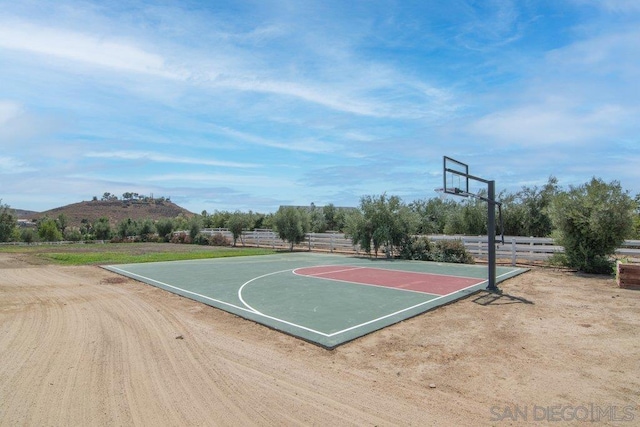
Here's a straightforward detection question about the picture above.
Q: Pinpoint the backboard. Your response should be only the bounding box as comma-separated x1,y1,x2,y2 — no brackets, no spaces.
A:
443,156,469,196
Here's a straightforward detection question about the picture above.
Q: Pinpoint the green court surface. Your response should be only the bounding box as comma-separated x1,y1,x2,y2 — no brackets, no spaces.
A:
104,253,526,348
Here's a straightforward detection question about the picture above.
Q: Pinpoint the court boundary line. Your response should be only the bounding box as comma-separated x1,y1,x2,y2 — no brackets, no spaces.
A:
294,263,493,281
296,265,367,277
106,265,520,341
292,265,463,297
107,266,333,337
327,269,520,337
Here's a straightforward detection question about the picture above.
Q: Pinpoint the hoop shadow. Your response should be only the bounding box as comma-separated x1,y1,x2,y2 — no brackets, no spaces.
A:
472,290,534,306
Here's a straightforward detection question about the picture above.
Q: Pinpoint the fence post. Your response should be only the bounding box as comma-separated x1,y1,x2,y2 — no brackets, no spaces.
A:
530,237,534,256
511,237,516,266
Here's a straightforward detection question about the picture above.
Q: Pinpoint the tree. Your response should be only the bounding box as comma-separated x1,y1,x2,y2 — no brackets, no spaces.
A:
93,217,112,240
139,218,156,241
344,209,372,254
323,204,338,231
461,196,487,235
549,178,634,273
172,214,190,233
38,218,63,241
345,194,418,258
188,216,202,240
226,211,250,246
117,218,139,239
155,218,174,241
517,176,559,237
273,207,309,251
309,203,327,233
409,198,457,234
249,211,266,229
0,201,17,242
208,211,230,228
56,214,68,235
497,191,525,236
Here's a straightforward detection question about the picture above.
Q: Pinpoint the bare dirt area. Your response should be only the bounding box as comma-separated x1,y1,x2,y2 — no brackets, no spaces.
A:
1,251,639,426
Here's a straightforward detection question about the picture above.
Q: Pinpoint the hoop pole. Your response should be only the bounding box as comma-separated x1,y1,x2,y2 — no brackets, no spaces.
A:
487,180,498,292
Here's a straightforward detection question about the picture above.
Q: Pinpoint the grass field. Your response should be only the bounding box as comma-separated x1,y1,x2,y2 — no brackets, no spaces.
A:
0,242,277,265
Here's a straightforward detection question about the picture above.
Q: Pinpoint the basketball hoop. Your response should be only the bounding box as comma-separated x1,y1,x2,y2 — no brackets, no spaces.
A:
442,155,501,292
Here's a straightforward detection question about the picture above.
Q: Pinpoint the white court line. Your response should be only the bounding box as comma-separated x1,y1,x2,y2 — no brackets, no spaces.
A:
237,269,295,315
107,266,333,338
107,266,253,313
295,262,510,282
106,266,517,341
294,266,442,297
292,265,366,277
325,279,487,336
325,270,516,337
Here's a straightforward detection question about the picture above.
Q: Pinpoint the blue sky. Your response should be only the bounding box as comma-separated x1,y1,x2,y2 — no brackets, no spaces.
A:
1,0,639,214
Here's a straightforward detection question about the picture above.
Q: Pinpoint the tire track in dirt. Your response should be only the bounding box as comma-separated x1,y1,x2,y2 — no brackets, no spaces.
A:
0,262,442,425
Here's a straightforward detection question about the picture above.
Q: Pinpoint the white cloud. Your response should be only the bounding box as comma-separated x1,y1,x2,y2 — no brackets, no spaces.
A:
0,19,180,79
0,156,36,173
142,172,295,189
209,125,339,153
0,15,456,120
468,102,630,146
546,29,640,77
84,150,258,169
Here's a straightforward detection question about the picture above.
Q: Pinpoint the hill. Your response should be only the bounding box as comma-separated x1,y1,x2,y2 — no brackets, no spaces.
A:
13,209,39,217
26,199,194,227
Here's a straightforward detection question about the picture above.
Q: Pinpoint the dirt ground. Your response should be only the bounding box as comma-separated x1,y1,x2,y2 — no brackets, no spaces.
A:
1,251,639,426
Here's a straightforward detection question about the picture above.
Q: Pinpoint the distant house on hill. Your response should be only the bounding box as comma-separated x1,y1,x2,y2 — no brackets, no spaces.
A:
17,219,36,228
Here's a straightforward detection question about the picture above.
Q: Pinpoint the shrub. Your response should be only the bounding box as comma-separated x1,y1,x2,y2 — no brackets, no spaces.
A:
549,178,634,274
399,236,433,261
21,228,38,243
209,232,231,246
170,232,192,244
0,202,17,242
192,233,211,245
64,227,83,242
432,239,474,264
399,237,473,264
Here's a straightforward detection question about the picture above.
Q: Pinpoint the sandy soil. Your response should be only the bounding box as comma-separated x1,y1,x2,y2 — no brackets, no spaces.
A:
1,252,639,426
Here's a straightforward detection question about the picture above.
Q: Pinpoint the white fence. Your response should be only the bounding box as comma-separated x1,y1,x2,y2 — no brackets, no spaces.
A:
198,229,640,265
199,228,361,253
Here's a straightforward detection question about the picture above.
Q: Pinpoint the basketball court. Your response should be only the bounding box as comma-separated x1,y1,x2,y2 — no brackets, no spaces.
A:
104,253,526,348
